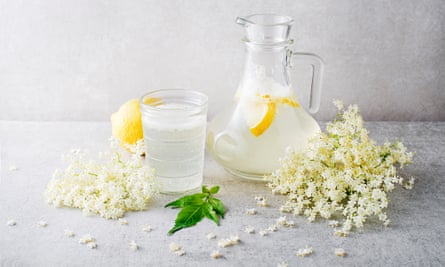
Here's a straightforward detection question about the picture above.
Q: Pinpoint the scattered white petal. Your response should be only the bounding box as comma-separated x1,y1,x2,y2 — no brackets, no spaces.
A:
245,208,257,215
217,235,240,248
335,248,346,257
142,224,152,233
64,229,75,237
230,235,240,243
244,225,255,234
267,224,278,232
255,195,268,207
37,220,48,227
9,165,18,171
175,249,186,256
259,230,268,236
285,220,295,227
7,219,16,226
86,242,97,249
118,218,128,225
275,216,296,228
334,230,349,237
277,261,288,267
329,220,339,228
169,242,182,252
404,177,415,190
79,234,95,244
296,246,313,257
129,240,138,251
276,216,287,225
206,232,216,239
169,243,186,256
210,250,222,259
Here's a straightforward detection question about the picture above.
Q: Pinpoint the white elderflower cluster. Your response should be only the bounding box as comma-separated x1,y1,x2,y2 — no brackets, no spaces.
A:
268,101,414,232
44,139,158,219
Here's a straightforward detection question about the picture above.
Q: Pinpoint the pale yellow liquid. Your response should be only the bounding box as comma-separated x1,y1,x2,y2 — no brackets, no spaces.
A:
207,94,320,179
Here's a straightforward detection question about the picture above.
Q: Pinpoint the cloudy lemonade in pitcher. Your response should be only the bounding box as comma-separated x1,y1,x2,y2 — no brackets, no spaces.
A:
207,81,320,178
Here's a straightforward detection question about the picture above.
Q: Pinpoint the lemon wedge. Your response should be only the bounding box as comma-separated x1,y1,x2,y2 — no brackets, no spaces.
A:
142,97,162,106
245,99,277,137
111,99,144,146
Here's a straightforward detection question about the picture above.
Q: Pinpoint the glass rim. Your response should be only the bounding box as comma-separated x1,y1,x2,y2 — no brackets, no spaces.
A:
140,89,208,112
238,13,294,27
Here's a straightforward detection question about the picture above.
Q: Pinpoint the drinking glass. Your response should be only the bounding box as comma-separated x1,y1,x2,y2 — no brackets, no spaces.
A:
140,89,208,194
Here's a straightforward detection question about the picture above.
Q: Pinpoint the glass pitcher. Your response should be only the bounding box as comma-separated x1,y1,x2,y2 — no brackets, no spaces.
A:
207,14,324,180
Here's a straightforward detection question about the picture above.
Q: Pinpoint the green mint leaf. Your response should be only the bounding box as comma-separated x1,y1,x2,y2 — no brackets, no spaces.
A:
209,197,225,218
167,205,205,235
203,202,219,225
202,185,210,194
209,185,220,194
165,185,226,235
164,193,206,208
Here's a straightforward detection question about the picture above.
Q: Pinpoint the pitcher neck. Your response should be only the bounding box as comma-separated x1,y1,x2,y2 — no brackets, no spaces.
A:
239,44,292,93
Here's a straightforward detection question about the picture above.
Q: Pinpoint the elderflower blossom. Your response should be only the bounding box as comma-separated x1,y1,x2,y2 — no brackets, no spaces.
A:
9,165,18,171
6,219,16,226
255,195,268,207
142,225,153,233
37,220,48,227
296,246,313,257
268,101,414,232
169,242,185,256
44,139,158,219
118,219,128,225
217,235,240,248
335,248,346,257
210,250,222,259
244,225,255,234
245,208,257,215
64,229,75,237
79,234,95,244
206,232,216,239
129,240,138,251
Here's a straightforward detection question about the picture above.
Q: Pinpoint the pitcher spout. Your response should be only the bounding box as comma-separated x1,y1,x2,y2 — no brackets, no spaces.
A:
236,14,294,46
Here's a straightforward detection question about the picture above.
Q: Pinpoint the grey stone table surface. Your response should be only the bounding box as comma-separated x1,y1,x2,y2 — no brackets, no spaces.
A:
0,121,444,267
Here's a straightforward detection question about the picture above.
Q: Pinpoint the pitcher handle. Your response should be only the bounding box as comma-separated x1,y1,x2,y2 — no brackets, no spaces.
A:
287,51,325,114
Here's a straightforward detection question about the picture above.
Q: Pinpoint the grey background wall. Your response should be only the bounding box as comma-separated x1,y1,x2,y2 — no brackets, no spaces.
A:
0,0,443,121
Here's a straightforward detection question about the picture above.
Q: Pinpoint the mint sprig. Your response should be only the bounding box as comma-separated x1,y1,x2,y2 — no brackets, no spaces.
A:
165,185,225,235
